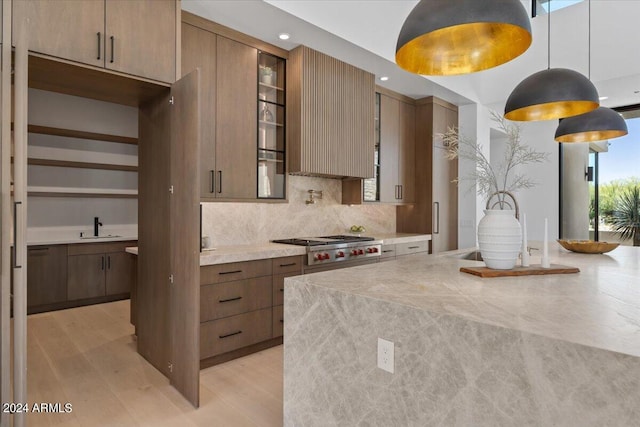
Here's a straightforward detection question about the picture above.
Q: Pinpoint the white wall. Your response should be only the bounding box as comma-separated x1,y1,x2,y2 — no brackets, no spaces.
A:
561,143,590,239
460,102,560,243
27,89,138,235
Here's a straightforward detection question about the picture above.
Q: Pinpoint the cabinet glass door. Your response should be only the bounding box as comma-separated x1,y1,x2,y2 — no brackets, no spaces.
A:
257,52,286,199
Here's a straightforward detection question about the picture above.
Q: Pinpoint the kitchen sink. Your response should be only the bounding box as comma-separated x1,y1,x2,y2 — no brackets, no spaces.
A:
80,234,122,240
452,250,484,261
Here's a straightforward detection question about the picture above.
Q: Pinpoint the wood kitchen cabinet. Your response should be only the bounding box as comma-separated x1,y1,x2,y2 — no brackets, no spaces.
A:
288,45,375,178
27,245,68,308
14,0,177,83
343,89,415,204
181,23,259,200
67,241,136,301
397,96,458,254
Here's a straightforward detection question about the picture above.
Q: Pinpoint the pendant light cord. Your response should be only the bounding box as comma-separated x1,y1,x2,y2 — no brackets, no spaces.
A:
547,0,551,69
588,0,591,79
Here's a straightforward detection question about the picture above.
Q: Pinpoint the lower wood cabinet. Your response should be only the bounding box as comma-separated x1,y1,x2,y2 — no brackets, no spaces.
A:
27,245,68,307
67,242,135,300
199,255,303,363
200,308,272,359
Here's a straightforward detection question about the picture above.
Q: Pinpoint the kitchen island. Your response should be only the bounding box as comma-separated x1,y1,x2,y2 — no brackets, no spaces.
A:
284,243,640,426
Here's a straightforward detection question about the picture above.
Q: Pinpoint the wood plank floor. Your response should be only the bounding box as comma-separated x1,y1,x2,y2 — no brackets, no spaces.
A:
25,300,283,426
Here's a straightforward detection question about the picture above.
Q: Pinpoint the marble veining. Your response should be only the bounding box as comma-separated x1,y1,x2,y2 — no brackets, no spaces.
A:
201,175,397,246
284,244,640,426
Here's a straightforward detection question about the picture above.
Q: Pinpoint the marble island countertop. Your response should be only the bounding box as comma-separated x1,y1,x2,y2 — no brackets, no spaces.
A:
287,241,640,358
125,233,431,265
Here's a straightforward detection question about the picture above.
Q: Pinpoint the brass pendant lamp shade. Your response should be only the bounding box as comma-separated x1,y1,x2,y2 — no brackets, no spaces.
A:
395,0,532,76
504,68,599,121
554,107,628,143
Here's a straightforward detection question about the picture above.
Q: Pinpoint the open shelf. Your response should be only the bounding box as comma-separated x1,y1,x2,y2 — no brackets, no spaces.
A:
259,120,284,127
28,158,138,172
28,186,138,199
258,82,284,91
28,124,138,145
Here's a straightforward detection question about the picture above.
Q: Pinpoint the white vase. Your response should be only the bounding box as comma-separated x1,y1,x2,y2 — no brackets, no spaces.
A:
477,209,522,270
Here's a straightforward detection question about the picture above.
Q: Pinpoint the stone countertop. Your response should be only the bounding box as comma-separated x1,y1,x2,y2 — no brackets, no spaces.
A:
125,233,430,265
30,235,138,246
286,242,640,358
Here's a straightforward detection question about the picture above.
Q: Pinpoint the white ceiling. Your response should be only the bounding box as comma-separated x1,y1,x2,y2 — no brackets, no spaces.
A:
182,0,640,109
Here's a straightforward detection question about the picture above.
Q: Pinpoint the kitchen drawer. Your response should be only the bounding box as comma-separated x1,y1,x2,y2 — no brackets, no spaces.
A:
273,271,302,306
272,255,304,275
380,244,397,259
396,240,429,256
272,305,283,338
201,276,272,322
200,308,272,359
67,241,137,256
200,259,272,285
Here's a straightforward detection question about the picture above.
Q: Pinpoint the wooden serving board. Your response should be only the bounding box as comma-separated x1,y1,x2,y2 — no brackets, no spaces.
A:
460,264,580,278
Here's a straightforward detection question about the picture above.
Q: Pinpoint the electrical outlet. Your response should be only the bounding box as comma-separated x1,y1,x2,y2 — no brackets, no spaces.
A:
377,337,394,373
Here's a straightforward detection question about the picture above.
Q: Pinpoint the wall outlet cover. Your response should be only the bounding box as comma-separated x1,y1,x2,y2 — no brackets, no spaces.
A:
377,337,394,374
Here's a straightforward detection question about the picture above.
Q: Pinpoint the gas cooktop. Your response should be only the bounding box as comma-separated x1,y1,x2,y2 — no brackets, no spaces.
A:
272,235,375,246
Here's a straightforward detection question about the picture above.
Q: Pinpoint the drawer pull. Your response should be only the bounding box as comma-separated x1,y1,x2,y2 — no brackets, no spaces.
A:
279,319,284,323
219,296,242,303
219,330,242,339
279,262,297,267
408,246,420,249
382,250,394,253
219,269,242,275
279,288,284,292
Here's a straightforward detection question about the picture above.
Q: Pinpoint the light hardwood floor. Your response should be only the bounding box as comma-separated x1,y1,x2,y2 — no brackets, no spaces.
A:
26,300,283,426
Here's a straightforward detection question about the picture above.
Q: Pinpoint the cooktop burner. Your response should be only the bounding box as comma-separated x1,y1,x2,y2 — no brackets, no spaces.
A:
272,235,375,246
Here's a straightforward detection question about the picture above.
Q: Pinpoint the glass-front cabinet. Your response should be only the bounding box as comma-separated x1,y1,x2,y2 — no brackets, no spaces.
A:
363,92,381,201
257,52,286,199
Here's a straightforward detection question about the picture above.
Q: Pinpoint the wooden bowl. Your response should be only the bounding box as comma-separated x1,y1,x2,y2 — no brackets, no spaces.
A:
557,239,619,254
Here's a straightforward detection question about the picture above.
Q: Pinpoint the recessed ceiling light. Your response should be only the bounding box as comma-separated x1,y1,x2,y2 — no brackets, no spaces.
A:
278,33,290,40
599,96,609,101
379,76,389,81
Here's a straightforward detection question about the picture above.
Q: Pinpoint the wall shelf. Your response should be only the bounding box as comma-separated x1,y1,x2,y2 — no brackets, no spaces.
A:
28,158,138,172
28,187,138,199
28,124,138,145
259,120,284,127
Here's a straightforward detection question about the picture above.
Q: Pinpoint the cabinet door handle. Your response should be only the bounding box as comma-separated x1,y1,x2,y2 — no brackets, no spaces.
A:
107,255,111,269
279,262,296,267
218,296,242,303
217,171,222,194
209,170,215,193
101,256,105,271
395,185,399,200
110,36,115,63
13,201,22,268
279,319,284,324
399,185,403,200
97,32,101,60
218,269,242,275
433,202,440,234
219,330,242,339
279,288,284,292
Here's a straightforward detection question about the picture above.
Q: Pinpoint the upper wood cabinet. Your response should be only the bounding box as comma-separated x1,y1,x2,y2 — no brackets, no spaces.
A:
182,14,288,201
343,90,415,204
397,96,458,254
288,45,375,178
13,0,177,83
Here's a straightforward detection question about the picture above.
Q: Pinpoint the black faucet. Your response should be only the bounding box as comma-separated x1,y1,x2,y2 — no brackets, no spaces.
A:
94,217,103,237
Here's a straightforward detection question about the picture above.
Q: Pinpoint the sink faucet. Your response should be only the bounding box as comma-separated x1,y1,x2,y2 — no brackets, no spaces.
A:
94,217,103,237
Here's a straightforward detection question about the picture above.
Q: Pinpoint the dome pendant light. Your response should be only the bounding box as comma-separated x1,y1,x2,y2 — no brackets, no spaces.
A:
554,0,628,142
504,0,599,121
395,0,532,76
555,107,628,143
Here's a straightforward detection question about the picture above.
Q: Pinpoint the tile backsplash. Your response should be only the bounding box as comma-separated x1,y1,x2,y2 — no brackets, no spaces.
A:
201,175,396,246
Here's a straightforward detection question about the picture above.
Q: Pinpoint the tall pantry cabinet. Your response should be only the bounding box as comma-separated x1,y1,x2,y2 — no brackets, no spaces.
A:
397,97,458,254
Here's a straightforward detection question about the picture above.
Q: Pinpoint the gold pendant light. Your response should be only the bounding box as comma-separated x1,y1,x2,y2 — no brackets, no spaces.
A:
395,0,532,76
553,0,628,142
504,0,599,121
555,107,628,143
